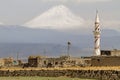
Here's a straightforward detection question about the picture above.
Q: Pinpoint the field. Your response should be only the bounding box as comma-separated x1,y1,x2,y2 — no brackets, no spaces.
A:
0,77,96,80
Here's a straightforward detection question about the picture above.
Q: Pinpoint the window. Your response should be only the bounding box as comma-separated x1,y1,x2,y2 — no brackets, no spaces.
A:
55,62,58,65
97,59,100,62
44,61,46,65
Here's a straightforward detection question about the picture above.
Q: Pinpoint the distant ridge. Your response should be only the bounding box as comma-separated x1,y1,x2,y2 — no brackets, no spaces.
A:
0,25,119,57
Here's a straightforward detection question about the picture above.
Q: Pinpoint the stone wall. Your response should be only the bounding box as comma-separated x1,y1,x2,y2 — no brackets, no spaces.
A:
0,70,120,80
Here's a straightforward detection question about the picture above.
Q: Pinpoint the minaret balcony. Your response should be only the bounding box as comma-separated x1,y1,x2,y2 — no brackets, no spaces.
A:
93,31,100,35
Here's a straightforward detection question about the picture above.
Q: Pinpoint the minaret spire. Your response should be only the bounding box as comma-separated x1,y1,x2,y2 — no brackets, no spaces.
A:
95,10,100,23
93,10,101,56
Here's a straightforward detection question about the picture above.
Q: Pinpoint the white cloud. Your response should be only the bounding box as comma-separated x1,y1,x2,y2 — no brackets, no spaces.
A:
41,0,112,3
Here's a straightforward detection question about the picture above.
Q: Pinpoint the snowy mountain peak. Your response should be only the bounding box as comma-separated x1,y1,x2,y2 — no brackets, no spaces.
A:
24,5,84,30
46,5,71,15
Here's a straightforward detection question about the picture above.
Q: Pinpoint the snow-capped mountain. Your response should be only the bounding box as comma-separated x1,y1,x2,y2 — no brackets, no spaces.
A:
24,5,84,30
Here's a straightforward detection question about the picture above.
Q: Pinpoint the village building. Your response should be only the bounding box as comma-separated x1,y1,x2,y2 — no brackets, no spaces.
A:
91,56,120,66
3,57,14,67
28,56,83,68
101,49,120,56
0,57,22,67
0,58,4,67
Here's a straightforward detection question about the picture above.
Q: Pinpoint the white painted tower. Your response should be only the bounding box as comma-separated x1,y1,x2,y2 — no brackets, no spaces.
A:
93,11,101,56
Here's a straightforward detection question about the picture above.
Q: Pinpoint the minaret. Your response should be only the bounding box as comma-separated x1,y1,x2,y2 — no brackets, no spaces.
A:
93,10,101,56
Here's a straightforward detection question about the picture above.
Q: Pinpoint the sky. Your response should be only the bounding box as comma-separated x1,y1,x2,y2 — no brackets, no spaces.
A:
0,0,119,31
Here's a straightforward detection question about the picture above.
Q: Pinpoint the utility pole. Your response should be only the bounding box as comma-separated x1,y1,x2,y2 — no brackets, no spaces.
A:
67,41,71,57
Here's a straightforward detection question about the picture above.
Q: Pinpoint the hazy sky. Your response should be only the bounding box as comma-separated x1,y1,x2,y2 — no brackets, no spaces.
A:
0,0,119,30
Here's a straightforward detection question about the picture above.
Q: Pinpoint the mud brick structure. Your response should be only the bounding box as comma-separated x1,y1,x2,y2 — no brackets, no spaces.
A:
91,56,120,66
28,56,82,67
101,49,120,56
